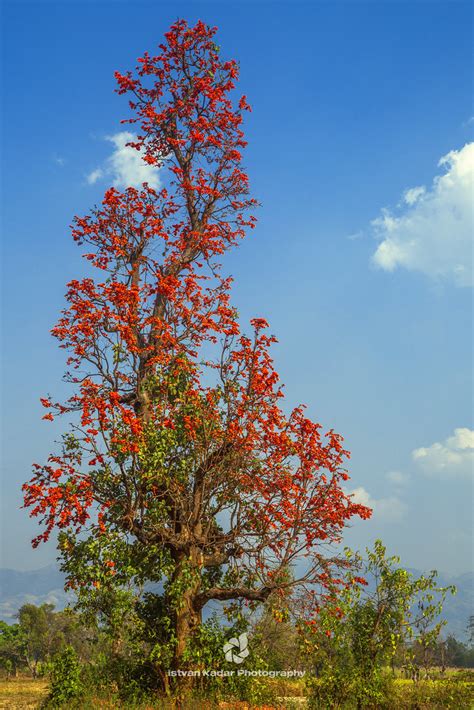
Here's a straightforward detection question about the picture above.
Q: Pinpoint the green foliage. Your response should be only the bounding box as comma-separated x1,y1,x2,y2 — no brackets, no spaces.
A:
248,595,302,673
0,621,24,677
137,592,176,671
18,603,56,677
443,635,474,669
309,669,396,709
3,539,468,708
94,657,159,704
0,604,95,679
177,615,278,706
304,540,456,709
393,678,474,709
44,646,83,707
468,615,474,646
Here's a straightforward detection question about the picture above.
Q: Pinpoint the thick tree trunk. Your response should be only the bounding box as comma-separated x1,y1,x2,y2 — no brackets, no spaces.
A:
169,589,202,703
174,589,202,669
170,548,203,676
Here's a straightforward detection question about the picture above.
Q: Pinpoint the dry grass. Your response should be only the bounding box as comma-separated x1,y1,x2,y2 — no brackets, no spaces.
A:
0,677,49,709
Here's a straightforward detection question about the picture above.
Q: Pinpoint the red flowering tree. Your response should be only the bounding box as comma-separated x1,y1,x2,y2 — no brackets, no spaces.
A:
23,19,370,674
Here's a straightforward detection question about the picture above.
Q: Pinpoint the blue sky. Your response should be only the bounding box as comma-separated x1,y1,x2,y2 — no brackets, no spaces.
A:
2,1,473,575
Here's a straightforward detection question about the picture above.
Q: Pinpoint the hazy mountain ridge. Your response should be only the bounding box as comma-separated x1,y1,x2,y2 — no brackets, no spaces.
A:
0,565,72,623
432,570,473,639
1,566,472,639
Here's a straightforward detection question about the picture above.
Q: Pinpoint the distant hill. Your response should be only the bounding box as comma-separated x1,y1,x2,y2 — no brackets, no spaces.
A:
0,565,72,623
0,565,472,639
434,570,473,640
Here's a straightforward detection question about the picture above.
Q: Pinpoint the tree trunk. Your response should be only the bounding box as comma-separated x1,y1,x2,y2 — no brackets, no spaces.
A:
174,589,202,669
170,549,203,675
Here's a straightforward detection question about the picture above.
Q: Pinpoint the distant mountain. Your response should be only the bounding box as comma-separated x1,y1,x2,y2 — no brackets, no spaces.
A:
0,565,472,639
434,571,474,640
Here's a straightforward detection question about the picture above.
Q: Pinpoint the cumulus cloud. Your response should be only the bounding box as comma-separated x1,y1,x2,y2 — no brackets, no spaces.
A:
346,486,407,522
86,132,161,189
371,142,474,287
412,427,474,478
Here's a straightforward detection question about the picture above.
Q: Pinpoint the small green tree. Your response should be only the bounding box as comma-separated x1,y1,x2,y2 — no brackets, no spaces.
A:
304,540,455,709
436,634,474,669
468,615,474,646
46,646,83,707
18,603,56,677
251,610,301,672
249,572,303,672
0,622,24,678
1,603,99,680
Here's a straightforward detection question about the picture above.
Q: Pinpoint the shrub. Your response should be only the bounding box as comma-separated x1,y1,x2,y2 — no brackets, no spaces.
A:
307,668,397,709
44,646,83,707
393,678,474,709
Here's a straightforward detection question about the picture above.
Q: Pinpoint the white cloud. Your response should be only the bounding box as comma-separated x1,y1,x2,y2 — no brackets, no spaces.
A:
412,427,474,478
86,132,161,190
403,185,425,206
87,167,104,185
385,470,410,487
346,486,407,522
371,142,474,287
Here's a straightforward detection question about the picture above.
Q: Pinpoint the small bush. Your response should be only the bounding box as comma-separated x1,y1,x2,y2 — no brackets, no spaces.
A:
80,655,158,704
44,646,83,707
307,669,397,709
452,668,474,683
393,678,474,709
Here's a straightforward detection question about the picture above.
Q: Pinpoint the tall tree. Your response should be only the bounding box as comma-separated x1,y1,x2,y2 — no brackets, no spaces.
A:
23,19,370,675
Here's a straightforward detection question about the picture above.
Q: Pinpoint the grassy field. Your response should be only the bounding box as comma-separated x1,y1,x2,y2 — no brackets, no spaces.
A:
0,675,473,709
0,678,49,710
